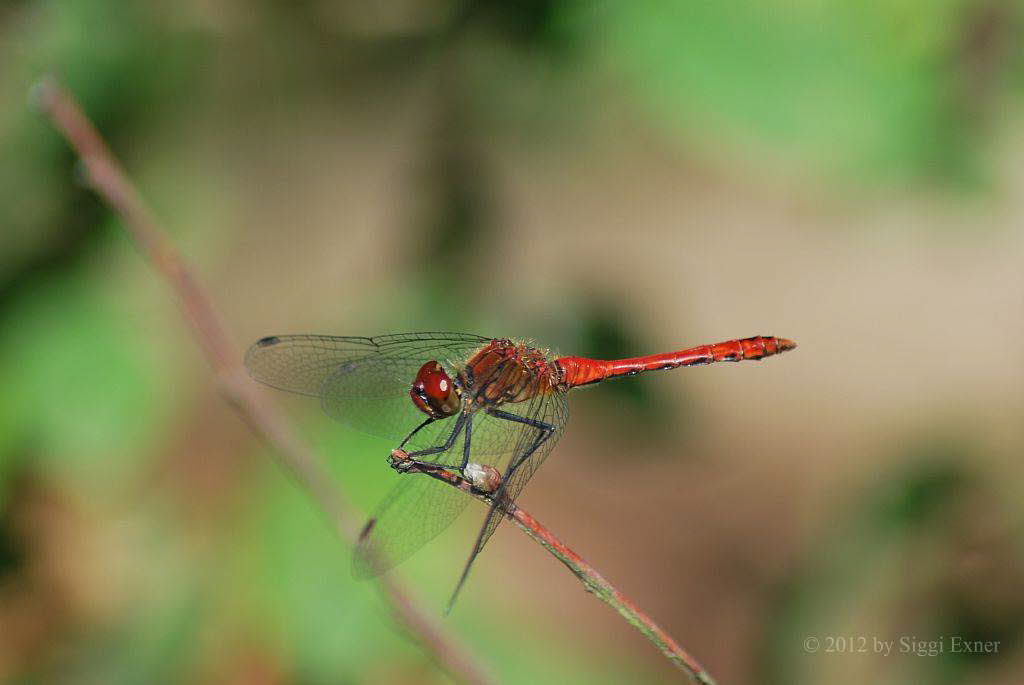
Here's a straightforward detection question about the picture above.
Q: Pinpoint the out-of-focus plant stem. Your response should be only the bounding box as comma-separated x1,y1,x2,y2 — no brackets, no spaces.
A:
32,77,493,685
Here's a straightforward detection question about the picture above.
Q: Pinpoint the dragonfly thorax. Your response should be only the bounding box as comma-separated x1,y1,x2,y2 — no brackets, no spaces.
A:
410,360,461,419
458,339,564,408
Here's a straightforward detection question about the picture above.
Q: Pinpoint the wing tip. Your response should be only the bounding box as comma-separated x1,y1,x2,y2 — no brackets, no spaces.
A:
358,517,377,542
255,335,282,348
351,521,382,581
245,336,284,380
350,555,377,581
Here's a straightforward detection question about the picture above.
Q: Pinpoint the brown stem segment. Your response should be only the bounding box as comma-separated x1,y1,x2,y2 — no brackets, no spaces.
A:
558,335,796,387
33,77,492,685
390,450,719,685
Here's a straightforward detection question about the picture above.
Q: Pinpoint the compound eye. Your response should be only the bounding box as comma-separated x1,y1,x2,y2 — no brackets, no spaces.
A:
410,361,459,418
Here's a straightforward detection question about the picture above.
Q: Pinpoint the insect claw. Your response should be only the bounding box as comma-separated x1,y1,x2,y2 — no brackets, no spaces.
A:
389,449,414,472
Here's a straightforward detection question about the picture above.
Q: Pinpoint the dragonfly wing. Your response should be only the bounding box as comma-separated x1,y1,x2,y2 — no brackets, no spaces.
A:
352,472,472,579
245,333,489,441
446,390,569,610
319,356,450,446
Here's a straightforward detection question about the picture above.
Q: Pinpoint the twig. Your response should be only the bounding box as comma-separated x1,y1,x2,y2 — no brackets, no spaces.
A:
32,77,492,685
390,451,718,685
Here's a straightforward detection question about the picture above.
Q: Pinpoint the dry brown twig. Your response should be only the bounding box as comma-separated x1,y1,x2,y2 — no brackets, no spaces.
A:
33,78,717,685
389,451,716,684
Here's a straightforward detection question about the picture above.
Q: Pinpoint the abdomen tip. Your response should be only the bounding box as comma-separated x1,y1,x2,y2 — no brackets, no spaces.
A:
776,337,797,352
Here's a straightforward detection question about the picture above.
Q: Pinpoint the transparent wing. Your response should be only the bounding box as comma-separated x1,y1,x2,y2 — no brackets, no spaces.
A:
245,332,489,441
483,389,569,542
352,390,569,585
351,409,493,578
352,472,472,579
446,389,569,609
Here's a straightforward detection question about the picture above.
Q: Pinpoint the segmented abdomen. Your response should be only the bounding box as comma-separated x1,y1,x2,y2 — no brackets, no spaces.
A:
556,335,796,387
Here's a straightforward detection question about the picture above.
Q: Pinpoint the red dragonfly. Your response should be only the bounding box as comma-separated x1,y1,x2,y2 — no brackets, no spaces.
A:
245,332,796,609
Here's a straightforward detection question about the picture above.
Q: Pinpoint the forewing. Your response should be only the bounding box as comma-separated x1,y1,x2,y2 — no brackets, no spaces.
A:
245,333,489,440
352,472,471,579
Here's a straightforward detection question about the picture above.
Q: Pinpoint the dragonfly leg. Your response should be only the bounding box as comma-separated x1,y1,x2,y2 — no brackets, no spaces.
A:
443,408,556,613
485,408,556,483
460,415,473,472
398,417,434,449
402,413,467,470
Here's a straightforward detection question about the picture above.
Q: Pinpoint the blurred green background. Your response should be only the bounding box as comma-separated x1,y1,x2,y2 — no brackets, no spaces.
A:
2,1,1024,683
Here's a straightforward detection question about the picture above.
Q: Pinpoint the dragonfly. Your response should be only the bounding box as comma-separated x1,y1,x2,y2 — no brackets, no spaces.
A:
245,332,796,609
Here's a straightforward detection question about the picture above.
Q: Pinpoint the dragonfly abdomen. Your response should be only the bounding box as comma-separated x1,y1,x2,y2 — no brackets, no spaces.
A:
556,335,796,388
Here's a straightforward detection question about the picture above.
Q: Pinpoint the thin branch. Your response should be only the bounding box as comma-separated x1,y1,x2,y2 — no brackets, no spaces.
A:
390,451,718,685
32,77,492,685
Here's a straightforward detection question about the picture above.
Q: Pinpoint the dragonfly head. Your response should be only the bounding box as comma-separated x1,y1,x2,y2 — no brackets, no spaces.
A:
410,361,461,419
